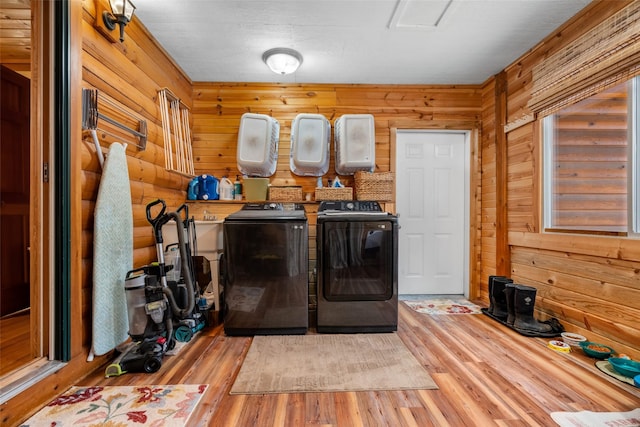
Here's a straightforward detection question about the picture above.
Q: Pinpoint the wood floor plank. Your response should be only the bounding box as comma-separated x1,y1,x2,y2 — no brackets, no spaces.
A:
61,302,640,427
0,312,32,376
334,392,364,427
416,389,456,426
283,393,305,426
305,392,337,425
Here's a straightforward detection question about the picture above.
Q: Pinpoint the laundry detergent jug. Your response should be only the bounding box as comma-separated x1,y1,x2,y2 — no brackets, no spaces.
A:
187,177,199,200
197,174,219,200
219,177,234,200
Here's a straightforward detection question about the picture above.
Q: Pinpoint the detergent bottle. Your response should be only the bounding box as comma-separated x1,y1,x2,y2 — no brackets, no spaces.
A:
197,174,219,200
219,177,234,200
234,175,243,200
187,177,199,200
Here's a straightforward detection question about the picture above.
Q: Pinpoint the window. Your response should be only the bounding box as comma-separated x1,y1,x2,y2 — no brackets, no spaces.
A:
542,77,639,236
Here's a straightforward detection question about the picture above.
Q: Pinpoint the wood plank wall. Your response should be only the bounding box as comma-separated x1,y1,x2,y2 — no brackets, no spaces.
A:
4,0,640,424
480,79,497,303
0,0,31,76
80,0,194,351
481,0,640,359
190,83,482,189
189,83,483,304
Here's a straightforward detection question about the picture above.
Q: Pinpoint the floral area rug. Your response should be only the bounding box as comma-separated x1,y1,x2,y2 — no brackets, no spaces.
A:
402,297,483,315
20,384,207,426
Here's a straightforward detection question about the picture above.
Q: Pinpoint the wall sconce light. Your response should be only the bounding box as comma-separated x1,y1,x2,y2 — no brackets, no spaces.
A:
262,48,303,75
102,0,136,43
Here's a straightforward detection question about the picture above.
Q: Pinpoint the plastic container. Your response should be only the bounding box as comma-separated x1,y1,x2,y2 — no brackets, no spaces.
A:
124,269,149,338
197,174,219,200
164,244,181,282
547,340,571,353
234,176,242,200
237,113,279,177
243,177,269,201
608,357,640,378
579,341,615,359
334,114,375,175
187,177,199,200
219,177,234,200
290,113,330,176
561,332,587,347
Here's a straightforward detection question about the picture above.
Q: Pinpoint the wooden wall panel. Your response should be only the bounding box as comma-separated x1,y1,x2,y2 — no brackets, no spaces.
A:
192,83,482,202
6,0,640,423
78,0,193,383
509,233,640,358
495,0,640,359
191,83,482,305
480,78,497,301
506,123,536,233
0,0,31,75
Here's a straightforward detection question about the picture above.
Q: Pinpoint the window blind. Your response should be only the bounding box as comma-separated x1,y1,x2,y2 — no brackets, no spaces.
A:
528,2,640,117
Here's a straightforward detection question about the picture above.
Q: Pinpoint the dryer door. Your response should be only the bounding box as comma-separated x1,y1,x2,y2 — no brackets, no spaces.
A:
321,221,395,301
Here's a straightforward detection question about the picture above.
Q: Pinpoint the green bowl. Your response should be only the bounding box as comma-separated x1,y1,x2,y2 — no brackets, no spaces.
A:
579,341,615,359
608,357,640,378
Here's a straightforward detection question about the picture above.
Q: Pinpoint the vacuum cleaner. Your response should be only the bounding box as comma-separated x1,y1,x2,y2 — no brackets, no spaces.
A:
149,201,208,341
105,265,172,377
105,200,207,377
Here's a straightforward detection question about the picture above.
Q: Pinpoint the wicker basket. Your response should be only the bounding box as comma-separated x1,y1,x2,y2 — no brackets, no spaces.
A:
354,171,394,201
269,186,303,201
314,187,353,201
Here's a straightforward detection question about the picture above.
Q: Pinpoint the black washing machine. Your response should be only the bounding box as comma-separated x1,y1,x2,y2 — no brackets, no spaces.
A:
222,202,308,335
316,200,399,333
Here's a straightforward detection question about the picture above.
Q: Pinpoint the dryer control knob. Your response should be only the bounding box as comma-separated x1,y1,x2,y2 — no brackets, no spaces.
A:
346,202,354,210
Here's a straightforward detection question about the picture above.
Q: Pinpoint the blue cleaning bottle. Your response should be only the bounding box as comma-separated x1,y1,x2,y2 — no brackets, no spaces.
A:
197,174,219,200
187,177,199,200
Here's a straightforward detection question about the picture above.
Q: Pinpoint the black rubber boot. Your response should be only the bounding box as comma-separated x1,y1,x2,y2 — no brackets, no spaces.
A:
490,277,512,320
504,283,516,326
513,285,553,334
487,276,510,314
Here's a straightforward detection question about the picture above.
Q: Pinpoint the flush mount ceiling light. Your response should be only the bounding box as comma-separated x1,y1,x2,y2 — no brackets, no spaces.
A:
262,48,303,75
103,0,137,43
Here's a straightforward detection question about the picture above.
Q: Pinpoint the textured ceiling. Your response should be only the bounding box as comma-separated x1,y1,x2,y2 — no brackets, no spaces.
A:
133,0,591,85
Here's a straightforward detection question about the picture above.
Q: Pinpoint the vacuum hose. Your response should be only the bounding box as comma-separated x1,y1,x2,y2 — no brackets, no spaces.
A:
162,211,196,319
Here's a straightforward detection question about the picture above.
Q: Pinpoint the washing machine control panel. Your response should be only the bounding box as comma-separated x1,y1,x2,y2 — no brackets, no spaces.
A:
318,200,382,212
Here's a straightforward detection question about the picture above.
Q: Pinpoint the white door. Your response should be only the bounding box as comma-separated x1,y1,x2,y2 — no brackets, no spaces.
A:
396,130,468,295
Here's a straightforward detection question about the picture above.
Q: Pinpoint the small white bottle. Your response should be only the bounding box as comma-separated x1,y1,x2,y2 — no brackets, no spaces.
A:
219,177,234,200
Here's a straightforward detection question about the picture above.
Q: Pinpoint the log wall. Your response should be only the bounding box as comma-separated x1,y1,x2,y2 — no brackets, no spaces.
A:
480,0,640,359
0,0,31,75
80,0,194,347
2,1,194,424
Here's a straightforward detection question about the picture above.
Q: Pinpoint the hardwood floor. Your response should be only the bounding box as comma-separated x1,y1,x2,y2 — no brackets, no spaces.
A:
0,311,31,377
74,302,640,426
